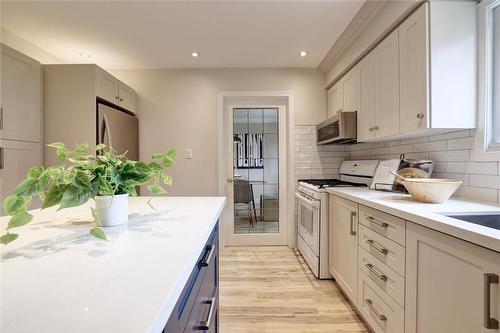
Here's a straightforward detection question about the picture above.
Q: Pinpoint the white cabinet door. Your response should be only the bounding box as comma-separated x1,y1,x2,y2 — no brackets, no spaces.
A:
327,82,342,119
341,67,358,112
374,29,400,138
95,67,119,104
1,45,41,142
406,222,500,333
118,81,136,113
357,53,375,141
399,3,429,133
329,195,359,305
0,140,42,215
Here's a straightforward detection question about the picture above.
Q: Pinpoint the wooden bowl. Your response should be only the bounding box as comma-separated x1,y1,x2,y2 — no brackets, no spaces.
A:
399,178,463,203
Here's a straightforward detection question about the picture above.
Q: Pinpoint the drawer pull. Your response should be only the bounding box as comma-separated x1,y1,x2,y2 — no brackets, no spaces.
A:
366,216,389,228
350,211,357,236
365,239,388,255
484,273,499,329
194,297,216,330
200,244,215,267
365,263,388,282
364,298,387,321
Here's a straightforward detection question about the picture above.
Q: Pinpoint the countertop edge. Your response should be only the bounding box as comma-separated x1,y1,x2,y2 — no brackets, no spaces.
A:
148,197,226,333
326,188,500,254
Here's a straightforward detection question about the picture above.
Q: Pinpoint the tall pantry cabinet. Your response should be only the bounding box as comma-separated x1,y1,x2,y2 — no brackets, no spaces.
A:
0,44,43,214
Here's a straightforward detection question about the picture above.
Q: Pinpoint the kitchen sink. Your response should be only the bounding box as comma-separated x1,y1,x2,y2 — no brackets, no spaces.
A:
443,212,500,231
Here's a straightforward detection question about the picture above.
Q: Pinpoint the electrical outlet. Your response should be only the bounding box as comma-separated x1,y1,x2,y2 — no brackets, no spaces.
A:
185,149,193,159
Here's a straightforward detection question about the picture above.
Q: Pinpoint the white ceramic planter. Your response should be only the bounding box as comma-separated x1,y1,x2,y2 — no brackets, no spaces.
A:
94,194,129,227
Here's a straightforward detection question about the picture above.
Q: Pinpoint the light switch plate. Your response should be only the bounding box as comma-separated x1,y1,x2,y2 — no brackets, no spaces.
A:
185,149,193,159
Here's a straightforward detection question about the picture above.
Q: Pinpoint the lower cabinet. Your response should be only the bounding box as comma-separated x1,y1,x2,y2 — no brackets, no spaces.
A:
0,139,42,215
329,195,359,305
406,222,500,333
164,223,219,333
328,194,500,333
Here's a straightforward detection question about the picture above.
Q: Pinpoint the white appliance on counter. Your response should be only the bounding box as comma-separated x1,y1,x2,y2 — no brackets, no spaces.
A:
295,160,379,279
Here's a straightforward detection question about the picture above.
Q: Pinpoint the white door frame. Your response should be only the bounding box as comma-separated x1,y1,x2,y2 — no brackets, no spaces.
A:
217,91,295,248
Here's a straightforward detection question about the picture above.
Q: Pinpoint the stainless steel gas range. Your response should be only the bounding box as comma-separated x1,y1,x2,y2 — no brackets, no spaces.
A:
295,160,379,279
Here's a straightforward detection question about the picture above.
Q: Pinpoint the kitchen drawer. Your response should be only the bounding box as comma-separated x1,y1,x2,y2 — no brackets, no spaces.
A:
358,269,405,333
164,224,219,333
359,206,406,246
358,247,405,307
184,227,219,333
359,225,405,277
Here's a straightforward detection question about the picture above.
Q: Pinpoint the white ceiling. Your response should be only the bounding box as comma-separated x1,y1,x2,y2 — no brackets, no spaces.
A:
1,1,364,70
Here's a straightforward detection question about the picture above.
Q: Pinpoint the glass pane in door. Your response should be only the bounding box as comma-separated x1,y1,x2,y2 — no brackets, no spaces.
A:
233,107,279,234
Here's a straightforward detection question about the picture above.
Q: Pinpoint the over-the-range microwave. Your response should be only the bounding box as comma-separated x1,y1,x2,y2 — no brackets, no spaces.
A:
317,111,357,144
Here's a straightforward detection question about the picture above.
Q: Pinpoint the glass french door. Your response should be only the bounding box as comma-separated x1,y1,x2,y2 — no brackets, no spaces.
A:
224,105,287,246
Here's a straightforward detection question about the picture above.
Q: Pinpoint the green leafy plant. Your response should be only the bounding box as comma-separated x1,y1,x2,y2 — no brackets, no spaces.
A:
1,142,176,245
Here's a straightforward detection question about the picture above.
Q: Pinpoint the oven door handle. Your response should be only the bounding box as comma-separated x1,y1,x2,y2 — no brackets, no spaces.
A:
295,193,320,209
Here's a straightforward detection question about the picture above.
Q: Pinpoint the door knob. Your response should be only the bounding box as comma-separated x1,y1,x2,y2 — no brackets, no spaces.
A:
416,113,425,119
227,177,235,183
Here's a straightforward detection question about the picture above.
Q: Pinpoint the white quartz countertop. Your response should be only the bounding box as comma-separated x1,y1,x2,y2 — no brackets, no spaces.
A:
0,196,226,333
325,187,500,253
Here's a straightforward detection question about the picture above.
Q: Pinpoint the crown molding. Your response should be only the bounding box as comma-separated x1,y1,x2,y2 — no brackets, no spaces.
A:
318,0,387,72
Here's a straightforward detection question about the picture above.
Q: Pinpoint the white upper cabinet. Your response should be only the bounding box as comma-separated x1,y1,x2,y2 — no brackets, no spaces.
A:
118,81,136,113
340,67,358,112
327,81,342,118
374,29,399,138
399,2,476,134
406,222,500,333
95,67,136,113
95,67,119,104
327,2,476,142
399,4,428,133
357,53,375,141
1,44,41,142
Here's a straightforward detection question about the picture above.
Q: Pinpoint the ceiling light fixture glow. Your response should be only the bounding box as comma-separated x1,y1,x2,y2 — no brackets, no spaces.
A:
79,52,91,59
299,50,307,57
191,51,199,58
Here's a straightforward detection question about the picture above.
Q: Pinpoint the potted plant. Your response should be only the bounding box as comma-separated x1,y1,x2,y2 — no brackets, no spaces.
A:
1,142,176,244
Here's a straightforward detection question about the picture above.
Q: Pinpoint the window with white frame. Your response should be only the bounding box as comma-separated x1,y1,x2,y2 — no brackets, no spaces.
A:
481,0,500,151
493,4,500,146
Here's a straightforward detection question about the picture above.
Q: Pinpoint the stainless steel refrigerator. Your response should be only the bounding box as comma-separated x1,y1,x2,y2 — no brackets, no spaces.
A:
97,102,139,160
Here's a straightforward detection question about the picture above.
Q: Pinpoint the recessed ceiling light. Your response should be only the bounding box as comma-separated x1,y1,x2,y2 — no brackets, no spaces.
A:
299,50,307,57
79,52,91,59
191,51,199,58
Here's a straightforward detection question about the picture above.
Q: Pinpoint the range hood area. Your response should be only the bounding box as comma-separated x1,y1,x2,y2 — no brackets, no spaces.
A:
316,111,357,145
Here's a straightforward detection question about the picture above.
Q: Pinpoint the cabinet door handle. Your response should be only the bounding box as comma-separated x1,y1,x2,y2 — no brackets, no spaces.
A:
364,298,387,321
0,106,3,130
373,126,379,130
0,148,3,170
200,244,215,267
119,98,124,102
365,263,388,282
368,127,373,132
416,112,425,119
365,239,388,255
193,297,216,330
366,216,389,228
484,273,499,329
350,211,357,236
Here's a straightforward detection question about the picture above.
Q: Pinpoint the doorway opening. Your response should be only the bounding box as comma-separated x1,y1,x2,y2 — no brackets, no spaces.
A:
218,92,294,248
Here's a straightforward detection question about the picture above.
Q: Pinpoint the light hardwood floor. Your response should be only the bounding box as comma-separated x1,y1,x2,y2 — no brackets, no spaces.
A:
219,246,369,333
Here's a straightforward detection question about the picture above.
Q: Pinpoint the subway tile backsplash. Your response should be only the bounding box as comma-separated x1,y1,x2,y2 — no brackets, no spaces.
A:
294,126,348,181
294,127,500,203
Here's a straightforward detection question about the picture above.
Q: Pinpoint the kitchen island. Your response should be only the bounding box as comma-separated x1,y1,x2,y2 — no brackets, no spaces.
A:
0,196,225,333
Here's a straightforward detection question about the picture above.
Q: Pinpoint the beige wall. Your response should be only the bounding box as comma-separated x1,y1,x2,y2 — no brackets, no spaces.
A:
1,28,64,64
111,68,326,196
